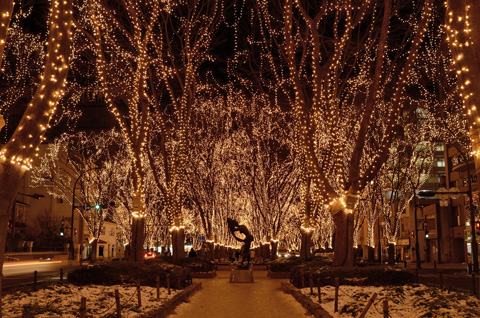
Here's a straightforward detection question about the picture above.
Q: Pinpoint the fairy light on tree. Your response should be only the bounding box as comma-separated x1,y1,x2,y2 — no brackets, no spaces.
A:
81,0,222,262
31,130,132,260
0,0,73,293
445,0,480,273
249,0,434,265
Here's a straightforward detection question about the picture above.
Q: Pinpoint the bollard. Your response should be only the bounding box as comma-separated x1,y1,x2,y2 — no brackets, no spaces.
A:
33,271,38,290
309,272,314,295
439,270,444,290
60,268,64,282
334,278,339,313
136,280,142,307
383,299,389,318
300,270,305,288
115,289,121,318
0,273,3,318
434,260,437,270
359,293,377,318
177,275,182,290
415,268,419,283
167,274,171,295
477,276,480,299
79,297,86,318
156,276,160,300
317,278,321,303
472,272,476,296
404,260,407,268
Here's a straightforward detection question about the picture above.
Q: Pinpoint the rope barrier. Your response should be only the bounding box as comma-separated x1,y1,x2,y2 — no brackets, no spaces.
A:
95,286,138,317
336,285,393,318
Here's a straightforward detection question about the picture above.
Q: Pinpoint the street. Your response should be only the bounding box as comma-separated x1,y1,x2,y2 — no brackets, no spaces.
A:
2,260,78,289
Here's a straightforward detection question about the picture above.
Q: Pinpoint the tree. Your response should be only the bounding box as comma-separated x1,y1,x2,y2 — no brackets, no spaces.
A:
373,125,435,265
83,0,222,262
32,130,132,260
242,91,301,259
250,0,434,265
0,0,73,288
445,0,480,273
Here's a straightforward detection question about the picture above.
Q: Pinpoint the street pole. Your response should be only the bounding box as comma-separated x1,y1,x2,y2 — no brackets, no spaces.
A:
377,218,382,264
69,167,100,260
414,196,421,269
467,174,479,273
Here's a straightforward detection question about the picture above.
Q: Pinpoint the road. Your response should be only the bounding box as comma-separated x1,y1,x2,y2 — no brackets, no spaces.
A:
415,268,476,293
2,260,78,289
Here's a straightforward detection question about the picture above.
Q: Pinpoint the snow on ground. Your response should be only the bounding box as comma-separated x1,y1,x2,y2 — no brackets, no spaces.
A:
3,283,180,318
300,284,480,317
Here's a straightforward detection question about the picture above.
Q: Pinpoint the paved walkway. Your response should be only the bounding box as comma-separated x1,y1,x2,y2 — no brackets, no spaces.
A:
168,270,313,318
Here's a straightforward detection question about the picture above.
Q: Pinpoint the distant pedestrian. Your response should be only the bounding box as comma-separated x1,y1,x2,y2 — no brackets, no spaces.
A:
189,248,197,258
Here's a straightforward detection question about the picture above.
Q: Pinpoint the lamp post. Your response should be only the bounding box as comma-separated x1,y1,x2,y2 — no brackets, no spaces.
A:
17,192,45,200
69,166,100,260
414,196,422,269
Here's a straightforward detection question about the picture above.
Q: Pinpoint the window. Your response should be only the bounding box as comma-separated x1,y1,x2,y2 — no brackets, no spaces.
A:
451,206,460,226
426,218,436,230
436,143,444,152
101,226,106,235
109,228,115,236
436,158,445,167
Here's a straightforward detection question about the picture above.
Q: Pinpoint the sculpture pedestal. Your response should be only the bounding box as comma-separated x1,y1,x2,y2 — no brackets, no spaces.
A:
230,269,254,283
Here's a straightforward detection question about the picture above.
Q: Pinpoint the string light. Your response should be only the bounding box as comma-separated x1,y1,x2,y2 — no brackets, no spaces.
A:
0,0,73,170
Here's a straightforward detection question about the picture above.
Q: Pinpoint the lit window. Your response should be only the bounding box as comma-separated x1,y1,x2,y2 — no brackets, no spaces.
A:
436,143,444,152
436,158,445,167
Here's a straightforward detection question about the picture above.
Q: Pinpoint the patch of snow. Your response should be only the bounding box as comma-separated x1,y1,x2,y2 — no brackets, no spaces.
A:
3,284,180,318
300,284,480,317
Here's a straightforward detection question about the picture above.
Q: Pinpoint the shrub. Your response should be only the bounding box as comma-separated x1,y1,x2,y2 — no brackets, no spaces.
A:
67,261,188,288
267,257,303,272
268,254,332,272
176,258,215,272
290,265,414,288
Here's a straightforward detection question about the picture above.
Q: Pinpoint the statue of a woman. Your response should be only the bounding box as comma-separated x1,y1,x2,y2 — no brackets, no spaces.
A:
227,218,254,266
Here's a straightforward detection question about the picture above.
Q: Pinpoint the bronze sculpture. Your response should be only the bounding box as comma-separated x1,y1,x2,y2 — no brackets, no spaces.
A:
227,218,254,267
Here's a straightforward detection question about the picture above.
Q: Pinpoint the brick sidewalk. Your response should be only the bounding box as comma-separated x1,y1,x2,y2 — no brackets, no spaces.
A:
168,270,314,318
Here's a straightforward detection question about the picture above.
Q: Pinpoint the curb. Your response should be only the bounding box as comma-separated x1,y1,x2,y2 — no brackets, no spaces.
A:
281,282,332,318
143,282,202,318
267,270,291,279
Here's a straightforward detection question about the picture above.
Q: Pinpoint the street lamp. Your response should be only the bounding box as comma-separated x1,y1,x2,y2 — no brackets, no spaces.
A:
413,195,424,269
69,166,101,260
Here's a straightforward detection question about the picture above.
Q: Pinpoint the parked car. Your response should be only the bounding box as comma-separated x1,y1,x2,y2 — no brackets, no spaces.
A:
144,251,157,259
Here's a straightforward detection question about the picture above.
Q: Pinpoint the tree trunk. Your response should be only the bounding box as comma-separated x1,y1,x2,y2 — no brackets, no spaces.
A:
0,0,73,278
0,164,23,271
89,239,98,262
270,241,278,261
300,228,313,260
388,243,395,265
130,216,145,263
171,227,185,263
368,246,375,262
446,0,480,273
332,210,354,267
207,241,214,260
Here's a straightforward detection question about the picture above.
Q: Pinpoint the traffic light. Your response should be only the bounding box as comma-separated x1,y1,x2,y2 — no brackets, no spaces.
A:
425,230,429,238
94,204,101,210
475,222,480,235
